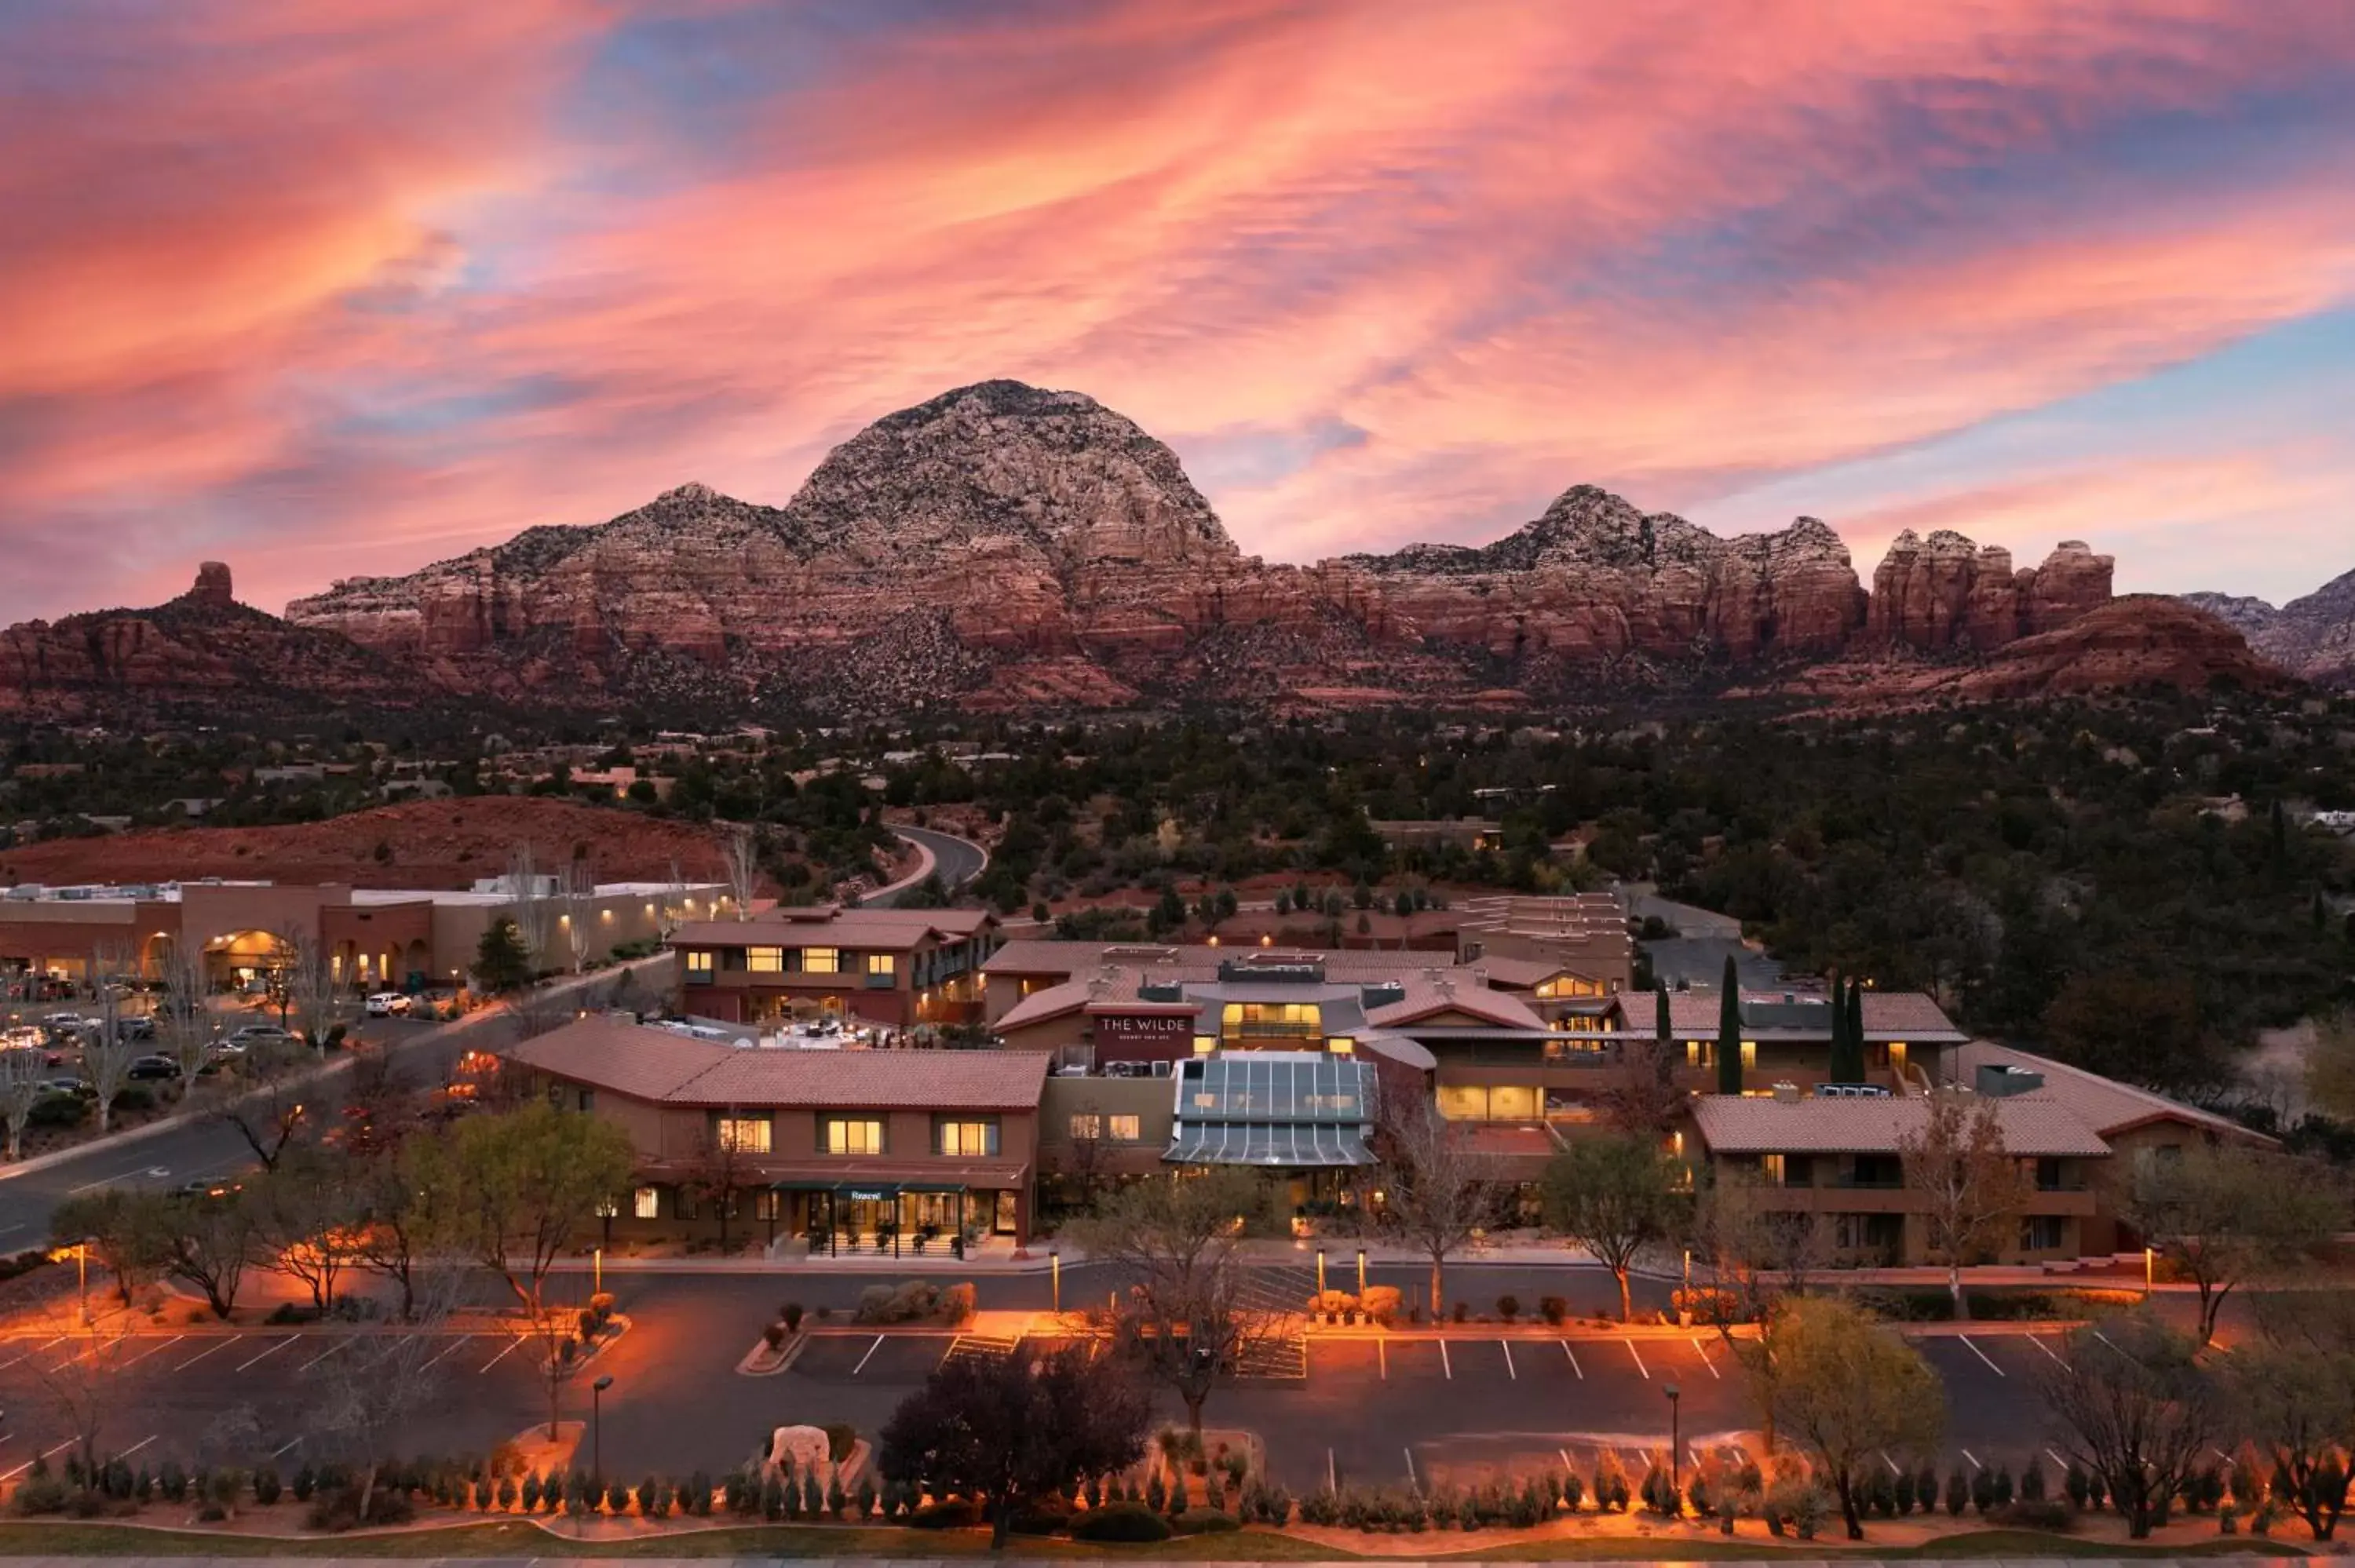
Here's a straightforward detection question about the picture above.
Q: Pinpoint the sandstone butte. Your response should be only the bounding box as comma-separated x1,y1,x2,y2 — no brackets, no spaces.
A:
0,380,2287,720
272,381,2139,708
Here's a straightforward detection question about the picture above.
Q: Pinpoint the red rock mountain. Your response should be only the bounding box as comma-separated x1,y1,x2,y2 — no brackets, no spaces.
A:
2183,567,2355,690
278,380,2146,712
0,563,436,724
0,381,2260,722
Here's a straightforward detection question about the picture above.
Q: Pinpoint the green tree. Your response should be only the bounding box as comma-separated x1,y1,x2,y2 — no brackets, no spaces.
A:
473,917,534,994
1539,1135,1684,1321
1754,1295,1944,1539
425,1103,634,1434
1715,955,1743,1095
2118,1144,2343,1344
2226,1340,2355,1539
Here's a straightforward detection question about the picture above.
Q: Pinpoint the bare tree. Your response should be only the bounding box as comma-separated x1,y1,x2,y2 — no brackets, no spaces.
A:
1074,1167,1289,1435
2036,1311,2224,1538
274,924,340,1056
204,1034,312,1172
0,1045,47,1161
154,935,215,1098
655,857,692,940
1688,1166,1833,1330
685,1114,756,1251
1898,1088,2031,1320
33,1326,133,1480
2116,1143,2344,1344
307,1267,468,1522
1373,1101,1494,1317
82,943,139,1134
1601,1030,1686,1138
559,856,597,974
721,826,758,920
161,1193,257,1319
506,844,556,973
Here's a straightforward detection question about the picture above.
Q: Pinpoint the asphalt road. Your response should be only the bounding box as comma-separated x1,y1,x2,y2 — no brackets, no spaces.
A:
879,826,988,906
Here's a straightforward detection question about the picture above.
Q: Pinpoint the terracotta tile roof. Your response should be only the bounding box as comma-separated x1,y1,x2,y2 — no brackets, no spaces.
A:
1949,1040,2270,1145
502,1017,1049,1110
1654,988,1965,1041
671,907,993,950
1365,979,1547,1031
1691,1092,2111,1158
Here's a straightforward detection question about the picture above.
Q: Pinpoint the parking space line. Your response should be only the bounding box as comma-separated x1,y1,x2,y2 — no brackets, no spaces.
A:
235,1336,297,1372
1377,1340,1387,1380
121,1335,186,1368
2054,1447,2074,1468
1438,1339,1451,1380
1623,1338,1648,1379
1403,1448,1417,1485
420,1334,475,1371
1958,1335,2005,1377
2026,1335,2065,1366
271,1436,304,1459
1880,1449,1902,1475
1689,1336,1719,1379
1499,1340,1516,1380
173,1336,240,1371
0,1335,67,1370
297,1339,352,1372
1560,1340,1582,1379
853,1335,885,1376
119,1435,158,1458
1962,1448,1981,1470
940,1336,962,1366
479,1335,529,1373
1,1440,75,1482
1559,1446,1575,1475
1327,1449,1336,1493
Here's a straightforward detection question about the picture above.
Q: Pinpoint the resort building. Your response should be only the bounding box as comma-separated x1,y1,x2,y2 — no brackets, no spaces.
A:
0,877,724,994
499,1015,1046,1251
1600,986,1974,1096
671,904,999,1030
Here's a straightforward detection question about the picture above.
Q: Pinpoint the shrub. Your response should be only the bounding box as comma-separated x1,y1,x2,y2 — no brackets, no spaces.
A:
521,1473,542,1512
162,1460,190,1502
1495,1293,1521,1322
688,1471,713,1515
823,1422,857,1462
590,1290,616,1319
1993,1464,2015,1508
908,1499,980,1529
1075,1501,1174,1541
1452,1301,1470,1323
1174,1505,1240,1533
1972,1465,1997,1514
12,1475,68,1515
780,1302,804,1333
1361,1284,1402,1324
636,1475,659,1516
305,1487,415,1531
1915,1463,1940,1514
497,1476,517,1511
2021,1456,2047,1502
1560,1468,1583,1511
2002,1498,2073,1531
941,1282,977,1323
801,1471,823,1517
1146,1471,1167,1512
1945,1468,1969,1515
1538,1295,1568,1326
854,1475,878,1519
758,1476,784,1520
763,1322,787,1349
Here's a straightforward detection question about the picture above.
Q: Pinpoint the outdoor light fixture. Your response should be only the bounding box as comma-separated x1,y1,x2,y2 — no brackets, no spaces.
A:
1665,1383,1682,1507
1050,1246,1061,1314
592,1375,615,1480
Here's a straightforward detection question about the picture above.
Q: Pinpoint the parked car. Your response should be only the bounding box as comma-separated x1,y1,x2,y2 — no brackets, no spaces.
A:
363,993,412,1017
40,1077,92,1099
126,1055,177,1081
115,1016,155,1041
232,1023,291,1043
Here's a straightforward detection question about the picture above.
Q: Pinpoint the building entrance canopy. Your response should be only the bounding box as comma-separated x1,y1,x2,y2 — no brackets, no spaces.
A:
1165,1121,1371,1166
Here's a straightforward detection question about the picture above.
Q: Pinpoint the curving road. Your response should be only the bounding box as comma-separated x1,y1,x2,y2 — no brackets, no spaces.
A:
880,825,988,906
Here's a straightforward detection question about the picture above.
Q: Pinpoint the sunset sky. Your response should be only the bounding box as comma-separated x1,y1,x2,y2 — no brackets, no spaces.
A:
6,0,2353,622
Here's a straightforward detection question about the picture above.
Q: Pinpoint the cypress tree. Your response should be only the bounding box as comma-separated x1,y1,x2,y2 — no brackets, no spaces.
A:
1847,978,1867,1081
1655,980,1670,1046
1715,954,1743,1095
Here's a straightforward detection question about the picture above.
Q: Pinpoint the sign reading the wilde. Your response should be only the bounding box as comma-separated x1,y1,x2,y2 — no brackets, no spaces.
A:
1094,1010,1196,1058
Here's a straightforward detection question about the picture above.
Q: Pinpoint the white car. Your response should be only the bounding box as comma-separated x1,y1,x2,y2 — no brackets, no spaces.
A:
364,993,413,1017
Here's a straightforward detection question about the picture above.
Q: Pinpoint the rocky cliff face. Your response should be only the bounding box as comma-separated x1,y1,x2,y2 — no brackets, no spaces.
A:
0,567,437,723
15,377,2243,719
2184,567,2355,689
1864,530,2112,648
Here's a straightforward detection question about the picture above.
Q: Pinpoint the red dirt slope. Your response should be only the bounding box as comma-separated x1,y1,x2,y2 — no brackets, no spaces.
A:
0,797,737,890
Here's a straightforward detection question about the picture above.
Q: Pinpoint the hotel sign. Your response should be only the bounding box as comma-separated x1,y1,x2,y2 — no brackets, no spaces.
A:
1094,1010,1195,1056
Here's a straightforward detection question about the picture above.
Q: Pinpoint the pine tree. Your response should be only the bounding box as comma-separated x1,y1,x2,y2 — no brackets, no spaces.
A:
1715,954,1743,1095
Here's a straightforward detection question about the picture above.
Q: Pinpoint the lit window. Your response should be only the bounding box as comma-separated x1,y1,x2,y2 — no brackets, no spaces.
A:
717,1116,772,1154
823,1118,884,1155
1436,1084,1489,1120
633,1186,659,1220
1488,1085,1538,1121
685,950,714,980
1069,1114,1102,1140
865,953,895,978
747,946,784,973
938,1120,998,1157
801,947,842,974
1761,1154,1786,1187
1108,1114,1141,1143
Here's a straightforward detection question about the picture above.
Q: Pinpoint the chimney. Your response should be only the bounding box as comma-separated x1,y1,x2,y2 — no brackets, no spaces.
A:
1772,1081,1802,1103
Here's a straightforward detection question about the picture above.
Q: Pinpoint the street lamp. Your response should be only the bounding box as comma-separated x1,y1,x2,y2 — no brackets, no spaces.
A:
1316,1247,1327,1297
1050,1246,1061,1315
593,1245,604,1295
1664,1383,1682,1513
75,1240,89,1325
2145,1244,2156,1296
1356,1246,1367,1300
592,1374,615,1482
